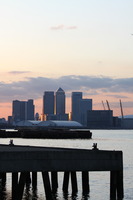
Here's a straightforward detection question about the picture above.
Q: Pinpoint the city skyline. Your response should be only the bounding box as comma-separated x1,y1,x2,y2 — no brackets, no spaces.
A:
0,1,133,118
3,88,128,121
0,81,133,120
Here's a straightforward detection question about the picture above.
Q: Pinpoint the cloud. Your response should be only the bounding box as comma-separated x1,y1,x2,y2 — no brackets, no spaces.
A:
50,24,64,30
50,25,77,31
66,26,77,30
8,71,31,75
0,75,133,103
106,94,128,99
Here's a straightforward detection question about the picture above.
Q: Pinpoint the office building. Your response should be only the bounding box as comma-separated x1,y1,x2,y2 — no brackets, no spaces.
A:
20,101,27,120
27,99,35,120
12,100,21,122
43,91,54,115
8,116,13,125
87,110,113,128
79,99,92,126
12,99,34,123
55,87,65,115
71,92,82,122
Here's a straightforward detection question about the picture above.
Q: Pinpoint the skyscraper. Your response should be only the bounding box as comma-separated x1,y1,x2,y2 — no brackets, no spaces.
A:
12,99,34,122
71,92,82,122
20,101,27,120
55,88,65,114
79,99,92,126
43,91,54,115
27,99,35,120
12,100,21,122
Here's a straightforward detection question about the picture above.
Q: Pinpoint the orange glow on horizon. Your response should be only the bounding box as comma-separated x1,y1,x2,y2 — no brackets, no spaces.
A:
0,102,12,120
0,93,133,120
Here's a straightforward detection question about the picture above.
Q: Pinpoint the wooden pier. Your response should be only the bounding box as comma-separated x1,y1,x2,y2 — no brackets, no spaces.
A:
0,144,123,200
0,128,92,139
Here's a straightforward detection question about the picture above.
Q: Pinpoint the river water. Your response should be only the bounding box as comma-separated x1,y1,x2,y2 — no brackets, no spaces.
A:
0,129,133,200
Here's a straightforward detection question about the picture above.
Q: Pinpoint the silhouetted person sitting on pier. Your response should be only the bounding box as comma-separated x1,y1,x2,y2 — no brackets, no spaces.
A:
92,143,98,150
9,139,14,146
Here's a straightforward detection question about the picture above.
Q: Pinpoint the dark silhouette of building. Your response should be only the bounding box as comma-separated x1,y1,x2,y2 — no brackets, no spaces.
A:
55,87,65,115
43,89,67,121
12,100,21,122
27,99,35,120
12,99,34,123
87,110,113,128
43,91,54,115
35,113,40,121
72,92,82,122
46,113,69,121
79,99,92,126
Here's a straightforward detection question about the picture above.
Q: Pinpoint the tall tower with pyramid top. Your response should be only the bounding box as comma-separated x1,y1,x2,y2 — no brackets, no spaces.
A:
55,87,65,115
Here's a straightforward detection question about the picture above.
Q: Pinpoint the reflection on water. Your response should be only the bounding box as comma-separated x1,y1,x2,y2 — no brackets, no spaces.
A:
63,192,78,200
0,183,7,200
23,187,38,200
0,181,90,200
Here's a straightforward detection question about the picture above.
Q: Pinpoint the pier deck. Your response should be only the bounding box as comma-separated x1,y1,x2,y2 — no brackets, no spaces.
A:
0,144,124,200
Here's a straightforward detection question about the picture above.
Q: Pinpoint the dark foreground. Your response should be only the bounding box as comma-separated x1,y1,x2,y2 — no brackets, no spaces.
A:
0,144,123,200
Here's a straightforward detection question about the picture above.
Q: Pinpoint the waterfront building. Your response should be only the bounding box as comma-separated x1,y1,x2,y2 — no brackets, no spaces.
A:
15,120,82,128
71,92,82,122
0,118,6,124
55,88,65,115
87,110,113,128
43,91,54,115
20,101,27,121
46,113,68,121
12,99,34,123
121,118,133,129
8,116,13,125
27,99,35,120
12,100,21,122
35,113,40,121
79,99,92,126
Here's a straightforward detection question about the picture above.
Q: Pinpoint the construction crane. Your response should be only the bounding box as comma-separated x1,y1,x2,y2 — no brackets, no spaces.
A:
120,99,124,119
106,100,110,110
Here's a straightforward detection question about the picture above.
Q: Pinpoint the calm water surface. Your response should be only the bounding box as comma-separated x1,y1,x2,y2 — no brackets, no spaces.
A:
0,130,133,200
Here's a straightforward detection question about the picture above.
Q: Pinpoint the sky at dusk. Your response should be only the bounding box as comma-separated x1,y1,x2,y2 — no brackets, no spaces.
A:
0,0,133,119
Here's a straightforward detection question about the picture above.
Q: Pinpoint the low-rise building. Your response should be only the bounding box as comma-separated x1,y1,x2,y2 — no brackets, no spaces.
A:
87,110,113,129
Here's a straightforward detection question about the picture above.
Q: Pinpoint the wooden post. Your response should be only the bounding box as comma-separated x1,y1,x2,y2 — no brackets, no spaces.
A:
82,171,90,195
12,172,18,200
26,172,31,189
116,170,124,199
63,191,69,199
32,172,37,190
51,172,58,193
110,171,117,200
62,172,70,193
71,171,78,194
17,172,27,200
32,189,38,199
110,170,124,200
0,173,6,187
0,173,6,200
42,171,53,200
